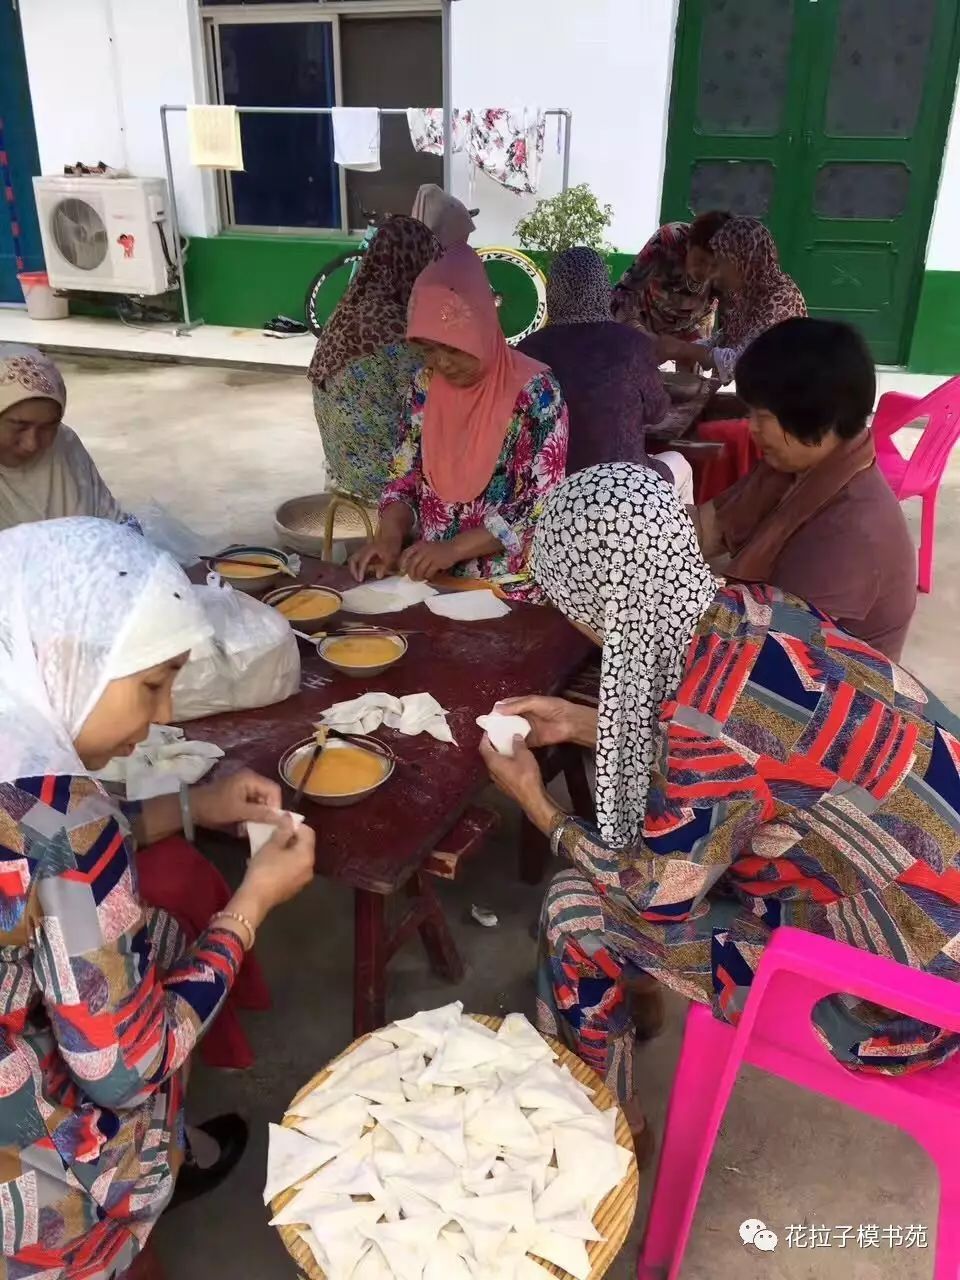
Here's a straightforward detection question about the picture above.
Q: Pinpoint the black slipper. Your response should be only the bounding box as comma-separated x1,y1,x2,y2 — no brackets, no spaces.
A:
168,1114,248,1211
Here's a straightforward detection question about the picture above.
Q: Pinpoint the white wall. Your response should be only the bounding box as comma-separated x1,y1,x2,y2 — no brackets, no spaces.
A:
18,0,217,238
926,73,960,272
450,0,679,251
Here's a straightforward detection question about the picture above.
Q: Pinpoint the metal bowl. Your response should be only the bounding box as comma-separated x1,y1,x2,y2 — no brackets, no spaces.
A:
318,630,407,678
278,734,395,808
263,584,342,633
207,544,293,596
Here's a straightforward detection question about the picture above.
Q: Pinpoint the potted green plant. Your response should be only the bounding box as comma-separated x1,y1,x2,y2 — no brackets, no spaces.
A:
515,184,615,266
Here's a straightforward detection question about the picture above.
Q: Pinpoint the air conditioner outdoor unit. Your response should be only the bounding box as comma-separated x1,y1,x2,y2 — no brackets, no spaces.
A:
33,176,174,296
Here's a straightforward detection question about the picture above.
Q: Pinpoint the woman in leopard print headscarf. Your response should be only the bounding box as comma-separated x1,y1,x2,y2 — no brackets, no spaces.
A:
309,215,441,504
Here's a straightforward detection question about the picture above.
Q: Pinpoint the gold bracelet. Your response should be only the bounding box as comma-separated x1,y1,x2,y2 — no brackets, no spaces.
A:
211,911,256,952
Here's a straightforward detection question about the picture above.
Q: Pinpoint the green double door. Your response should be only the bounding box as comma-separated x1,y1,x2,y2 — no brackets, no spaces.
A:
661,0,960,364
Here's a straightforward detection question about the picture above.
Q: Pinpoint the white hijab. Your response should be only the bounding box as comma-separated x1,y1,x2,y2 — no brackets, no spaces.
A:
532,464,718,848
0,518,211,784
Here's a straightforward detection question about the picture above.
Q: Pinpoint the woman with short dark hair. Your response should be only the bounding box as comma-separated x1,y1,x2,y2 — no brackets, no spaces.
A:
694,316,917,660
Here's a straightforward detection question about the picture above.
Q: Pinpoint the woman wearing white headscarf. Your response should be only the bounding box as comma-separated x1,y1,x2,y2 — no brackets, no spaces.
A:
481,464,960,1149
0,344,133,532
0,518,314,1277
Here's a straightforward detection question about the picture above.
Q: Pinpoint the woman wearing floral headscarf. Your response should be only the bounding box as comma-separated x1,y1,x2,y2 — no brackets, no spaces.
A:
481,463,960,1144
350,244,568,601
0,344,133,532
658,217,806,385
0,518,315,1277
309,215,442,503
517,248,692,502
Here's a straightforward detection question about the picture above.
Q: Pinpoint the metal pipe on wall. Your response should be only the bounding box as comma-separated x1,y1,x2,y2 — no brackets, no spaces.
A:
441,0,453,192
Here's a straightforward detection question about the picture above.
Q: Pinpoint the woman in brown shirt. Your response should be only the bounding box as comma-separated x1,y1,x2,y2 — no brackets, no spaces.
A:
693,317,917,661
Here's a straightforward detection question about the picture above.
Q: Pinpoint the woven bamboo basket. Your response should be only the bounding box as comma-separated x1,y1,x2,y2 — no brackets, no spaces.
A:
271,1015,639,1280
275,493,379,559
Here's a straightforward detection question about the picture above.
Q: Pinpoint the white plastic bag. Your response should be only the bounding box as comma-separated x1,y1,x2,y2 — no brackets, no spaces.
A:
136,501,209,567
173,577,301,721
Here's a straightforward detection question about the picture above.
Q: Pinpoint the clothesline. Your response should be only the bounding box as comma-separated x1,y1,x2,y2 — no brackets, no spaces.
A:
158,103,573,334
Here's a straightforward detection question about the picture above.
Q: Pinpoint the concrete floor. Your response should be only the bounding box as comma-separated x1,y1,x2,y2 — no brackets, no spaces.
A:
61,357,960,1280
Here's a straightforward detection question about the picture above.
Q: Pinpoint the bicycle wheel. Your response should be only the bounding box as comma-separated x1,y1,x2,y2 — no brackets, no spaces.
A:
304,250,364,337
477,247,547,345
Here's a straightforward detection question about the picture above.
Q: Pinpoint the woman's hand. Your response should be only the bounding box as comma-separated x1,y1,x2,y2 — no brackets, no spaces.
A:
495,696,598,749
349,536,401,582
237,815,316,919
190,769,283,830
399,540,458,582
479,735,563,834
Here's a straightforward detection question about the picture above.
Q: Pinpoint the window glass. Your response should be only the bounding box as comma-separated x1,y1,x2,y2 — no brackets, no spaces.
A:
340,16,442,227
219,22,340,229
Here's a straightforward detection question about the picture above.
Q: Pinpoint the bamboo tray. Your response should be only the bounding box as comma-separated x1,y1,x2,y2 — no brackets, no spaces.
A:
271,1014,640,1280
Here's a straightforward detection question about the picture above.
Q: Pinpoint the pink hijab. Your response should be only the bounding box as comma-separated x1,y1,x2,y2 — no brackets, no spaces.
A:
407,244,547,504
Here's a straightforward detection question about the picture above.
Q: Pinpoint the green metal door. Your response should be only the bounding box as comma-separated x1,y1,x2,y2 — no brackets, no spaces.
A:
661,0,960,364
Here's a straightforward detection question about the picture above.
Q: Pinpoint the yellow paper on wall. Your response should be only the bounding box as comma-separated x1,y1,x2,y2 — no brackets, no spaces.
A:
187,105,244,170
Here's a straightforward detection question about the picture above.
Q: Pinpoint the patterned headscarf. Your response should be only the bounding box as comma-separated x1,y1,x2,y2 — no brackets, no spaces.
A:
547,247,613,326
308,215,441,388
533,463,718,847
709,217,806,350
0,344,66,418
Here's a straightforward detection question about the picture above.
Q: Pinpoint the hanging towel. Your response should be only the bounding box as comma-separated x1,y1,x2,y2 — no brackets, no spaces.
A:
468,108,546,196
186,105,244,170
332,107,381,171
407,108,472,156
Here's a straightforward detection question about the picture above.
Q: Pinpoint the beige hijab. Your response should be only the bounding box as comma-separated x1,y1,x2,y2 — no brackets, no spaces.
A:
0,345,121,531
411,184,475,249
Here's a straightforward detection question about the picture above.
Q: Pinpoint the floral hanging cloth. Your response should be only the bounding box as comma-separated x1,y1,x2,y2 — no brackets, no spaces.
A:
406,107,546,196
469,108,545,196
407,108,473,156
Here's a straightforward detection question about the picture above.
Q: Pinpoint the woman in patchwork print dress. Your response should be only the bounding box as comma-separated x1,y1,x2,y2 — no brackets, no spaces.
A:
349,244,568,602
481,464,960,1133
0,519,314,1279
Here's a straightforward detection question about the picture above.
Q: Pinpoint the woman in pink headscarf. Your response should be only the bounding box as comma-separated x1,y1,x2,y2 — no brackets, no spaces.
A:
350,244,569,601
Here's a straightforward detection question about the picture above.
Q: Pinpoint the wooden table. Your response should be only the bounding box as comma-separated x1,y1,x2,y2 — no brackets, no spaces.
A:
186,560,593,1036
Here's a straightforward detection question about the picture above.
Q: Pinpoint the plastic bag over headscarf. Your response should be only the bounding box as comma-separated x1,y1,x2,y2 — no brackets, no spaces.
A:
532,464,718,848
0,517,211,784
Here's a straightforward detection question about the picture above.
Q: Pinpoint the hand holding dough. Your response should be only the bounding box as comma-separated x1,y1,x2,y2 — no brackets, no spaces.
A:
476,712,532,757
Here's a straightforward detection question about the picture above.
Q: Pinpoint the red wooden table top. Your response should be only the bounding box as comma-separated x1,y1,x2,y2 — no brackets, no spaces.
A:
186,561,592,895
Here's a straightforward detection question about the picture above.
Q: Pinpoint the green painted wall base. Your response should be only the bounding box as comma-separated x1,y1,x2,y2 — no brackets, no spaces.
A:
908,270,960,374
182,232,959,375
185,233,356,330
182,233,638,334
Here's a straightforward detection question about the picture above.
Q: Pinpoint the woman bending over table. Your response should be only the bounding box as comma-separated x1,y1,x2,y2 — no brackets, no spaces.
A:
611,211,730,341
308,215,441,504
350,244,568,601
0,344,136,532
481,463,960,1135
0,518,314,1278
656,217,806,416
695,317,917,662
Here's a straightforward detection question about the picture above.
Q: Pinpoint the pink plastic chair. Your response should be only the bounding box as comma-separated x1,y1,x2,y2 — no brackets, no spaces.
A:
872,376,960,593
639,927,960,1280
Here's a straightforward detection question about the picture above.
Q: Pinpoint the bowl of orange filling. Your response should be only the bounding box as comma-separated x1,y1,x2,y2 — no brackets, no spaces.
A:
263,584,342,632
317,631,407,678
208,545,292,594
278,735,394,807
